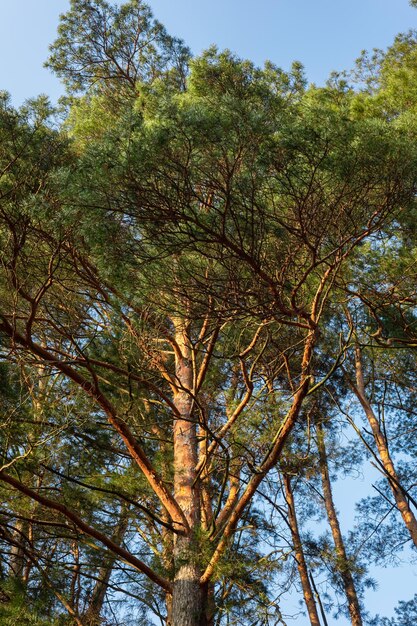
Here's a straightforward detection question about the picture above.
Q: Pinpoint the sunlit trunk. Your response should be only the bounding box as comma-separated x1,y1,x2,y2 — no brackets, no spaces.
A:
316,420,363,626
353,345,417,547
9,519,26,580
170,317,203,626
283,474,321,626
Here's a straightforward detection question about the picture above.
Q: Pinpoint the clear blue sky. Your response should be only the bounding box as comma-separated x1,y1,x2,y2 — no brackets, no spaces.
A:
1,1,417,624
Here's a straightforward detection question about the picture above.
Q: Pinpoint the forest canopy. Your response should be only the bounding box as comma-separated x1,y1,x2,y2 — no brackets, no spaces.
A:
1,2,417,625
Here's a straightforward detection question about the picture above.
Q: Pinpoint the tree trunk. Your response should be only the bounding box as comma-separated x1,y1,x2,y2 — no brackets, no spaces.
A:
170,317,204,626
83,507,129,625
283,474,321,626
9,519,26,580
353,345,417,547
316,420,363,626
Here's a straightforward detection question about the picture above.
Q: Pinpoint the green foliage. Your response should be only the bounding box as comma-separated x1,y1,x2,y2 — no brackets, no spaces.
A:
46,0,190,97
0,579,68,625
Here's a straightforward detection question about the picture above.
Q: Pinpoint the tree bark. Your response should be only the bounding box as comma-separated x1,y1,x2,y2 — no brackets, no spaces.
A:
9,519,26,580
83,506,129,625
283,474,321,626
170,317,204,626
352,345,417,547
316,420,363,626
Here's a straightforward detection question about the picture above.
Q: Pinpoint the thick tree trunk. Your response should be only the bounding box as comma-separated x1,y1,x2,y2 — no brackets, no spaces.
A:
171,558,203,626
316,420,363,626
170,317,204,626
353,345,417,547
283,474,321,626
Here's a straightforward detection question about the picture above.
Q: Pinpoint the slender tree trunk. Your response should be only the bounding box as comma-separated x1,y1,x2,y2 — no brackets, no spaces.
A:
198,415,216,626
9,519,26,580
8,367,46,585
352,345,417,546
161,464,175,624
316,420,363,626
83,507,129,625
69,541,81,613
170,317,203,626
283,474,321,626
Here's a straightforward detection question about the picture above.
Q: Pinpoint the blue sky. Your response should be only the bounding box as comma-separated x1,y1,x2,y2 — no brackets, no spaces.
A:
1,1,417,624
